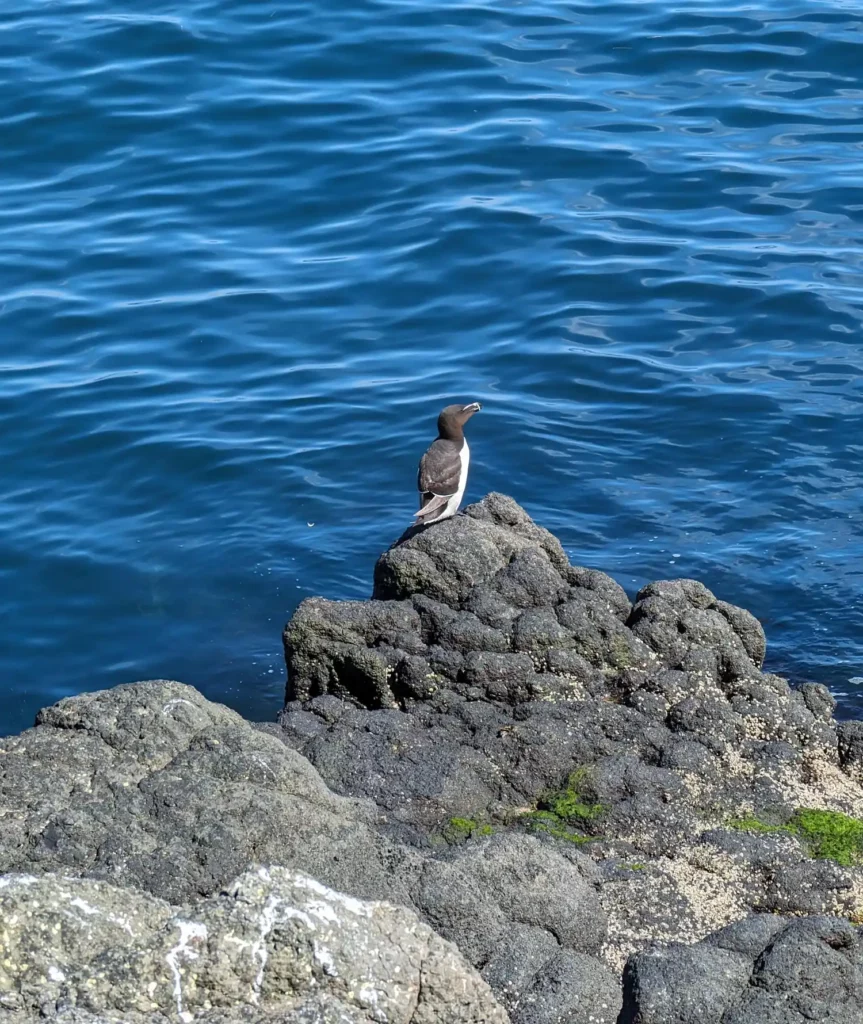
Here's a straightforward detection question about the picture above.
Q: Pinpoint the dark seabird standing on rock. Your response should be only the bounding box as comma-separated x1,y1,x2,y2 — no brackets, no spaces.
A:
415,402,482,524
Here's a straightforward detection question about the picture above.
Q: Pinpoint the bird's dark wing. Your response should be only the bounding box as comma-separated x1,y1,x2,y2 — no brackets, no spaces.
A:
416,439,461,517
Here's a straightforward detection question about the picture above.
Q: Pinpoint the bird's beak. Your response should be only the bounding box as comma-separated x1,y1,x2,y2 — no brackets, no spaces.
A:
464,402,482,414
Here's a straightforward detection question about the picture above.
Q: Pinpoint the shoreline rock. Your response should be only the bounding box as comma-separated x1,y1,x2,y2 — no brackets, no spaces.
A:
0,867,507,1023
2,494,863,1022
279,493,863,1014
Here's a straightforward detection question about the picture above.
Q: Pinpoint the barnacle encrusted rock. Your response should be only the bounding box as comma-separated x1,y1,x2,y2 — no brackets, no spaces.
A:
279,493,863,1014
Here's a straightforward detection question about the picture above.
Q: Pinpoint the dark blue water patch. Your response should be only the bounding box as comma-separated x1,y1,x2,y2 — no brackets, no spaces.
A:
1,0,863,735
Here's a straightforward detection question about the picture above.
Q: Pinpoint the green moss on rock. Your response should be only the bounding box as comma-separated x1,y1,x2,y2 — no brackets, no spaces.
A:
443,817,494,843
790,809,863,868
517,766,605,845
728,808,863,867
727,815,788,835
520,811,594,844
546,767,606,823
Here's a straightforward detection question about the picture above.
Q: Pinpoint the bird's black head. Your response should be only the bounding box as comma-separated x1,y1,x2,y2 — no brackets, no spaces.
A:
438,401,481,440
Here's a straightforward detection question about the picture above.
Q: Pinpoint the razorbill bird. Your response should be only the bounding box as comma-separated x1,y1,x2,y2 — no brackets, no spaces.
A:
414,401,482,524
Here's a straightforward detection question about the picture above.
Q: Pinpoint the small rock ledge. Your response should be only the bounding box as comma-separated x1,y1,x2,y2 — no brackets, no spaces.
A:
1,494,862,1023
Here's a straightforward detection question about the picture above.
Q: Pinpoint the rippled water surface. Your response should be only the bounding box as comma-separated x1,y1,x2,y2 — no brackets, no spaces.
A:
2,0,863,735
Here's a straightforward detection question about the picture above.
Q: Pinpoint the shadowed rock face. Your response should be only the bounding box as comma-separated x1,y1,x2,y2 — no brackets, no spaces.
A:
619,914,863,1024
3,494,863,1024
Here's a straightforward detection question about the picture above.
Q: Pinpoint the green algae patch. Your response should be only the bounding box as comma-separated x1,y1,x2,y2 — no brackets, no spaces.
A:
521,810,594,845
518,766,605,845
727,815,788,835
727,809,863,867
442,817,494,843
546,767,606,823
790,809,863,868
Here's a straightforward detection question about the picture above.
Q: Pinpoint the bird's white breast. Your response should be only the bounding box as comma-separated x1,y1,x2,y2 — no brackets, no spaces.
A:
455,440,469,502
439,440,469,521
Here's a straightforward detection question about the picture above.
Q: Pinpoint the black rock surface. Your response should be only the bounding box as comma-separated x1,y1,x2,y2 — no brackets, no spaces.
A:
620,914,863,1024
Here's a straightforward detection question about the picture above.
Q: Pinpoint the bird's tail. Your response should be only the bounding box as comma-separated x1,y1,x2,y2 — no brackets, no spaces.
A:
414,492,450,521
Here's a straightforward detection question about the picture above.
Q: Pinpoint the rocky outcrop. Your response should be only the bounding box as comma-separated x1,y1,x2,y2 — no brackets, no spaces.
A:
0,678,609,1023
3,494,863,1023
0,867,507,1024
285,494,642,709
278,494,863,1016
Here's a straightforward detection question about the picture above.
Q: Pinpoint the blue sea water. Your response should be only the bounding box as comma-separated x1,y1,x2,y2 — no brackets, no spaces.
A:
1,0,862,736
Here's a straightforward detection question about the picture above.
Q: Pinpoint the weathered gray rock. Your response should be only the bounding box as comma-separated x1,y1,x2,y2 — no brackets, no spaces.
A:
619,942,751,1024
480,925,561,1013
0,681,608,1024
373,493,572,606
417,833,605,967
0,680,410,908
0,867,509,1024
284,598,423,705
838,719,863,783
627,579,766,673
620,914,863,1024
285,495,637,709
509,950,621,1024
480,927,622,1024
